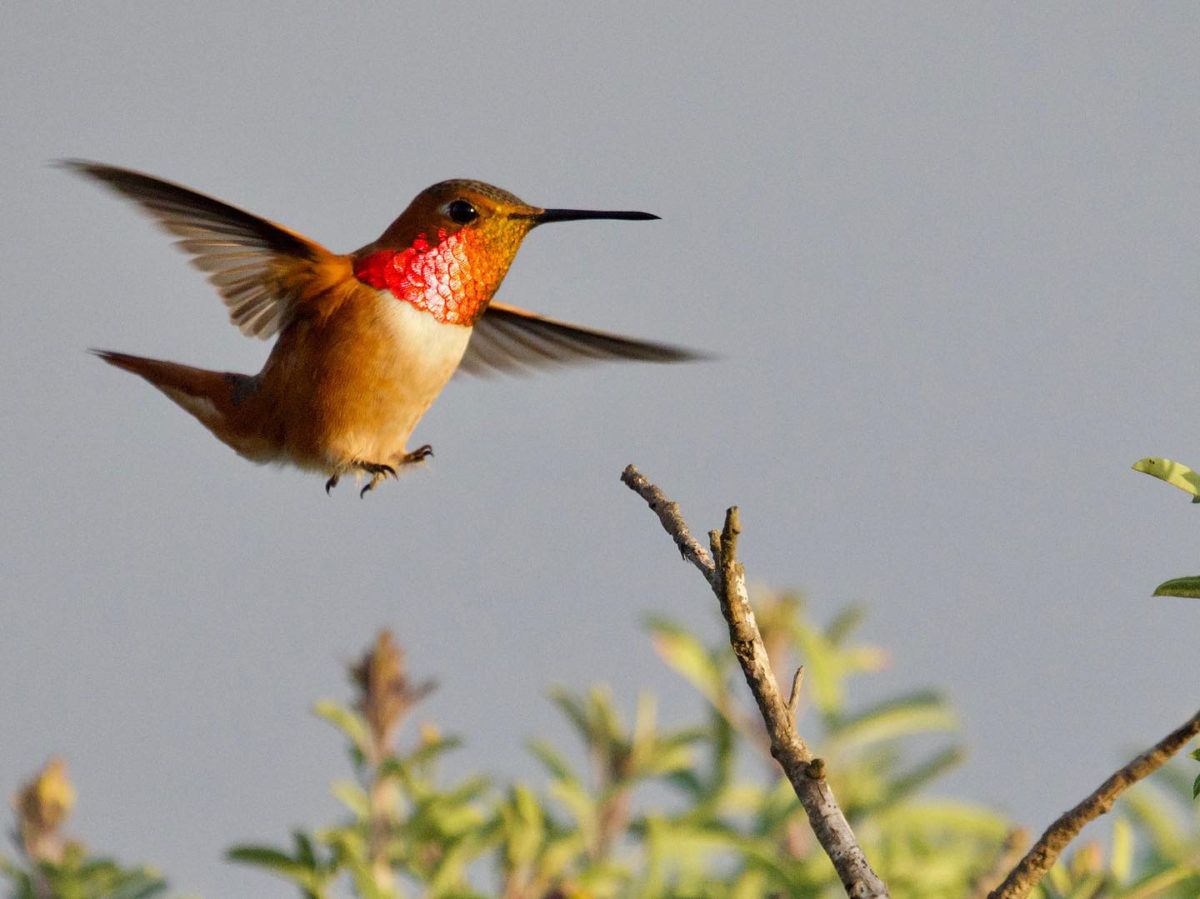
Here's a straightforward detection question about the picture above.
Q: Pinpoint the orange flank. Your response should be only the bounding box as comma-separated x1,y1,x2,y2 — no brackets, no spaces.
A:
69,161,704,496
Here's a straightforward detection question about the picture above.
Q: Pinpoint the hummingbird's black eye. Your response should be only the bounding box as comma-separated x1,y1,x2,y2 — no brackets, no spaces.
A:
447,199,478,224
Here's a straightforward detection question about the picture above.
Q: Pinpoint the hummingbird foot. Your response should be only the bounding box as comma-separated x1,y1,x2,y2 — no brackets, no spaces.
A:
358,462,398,499
400,444,434,464
352,448,433,498
325,474,339,495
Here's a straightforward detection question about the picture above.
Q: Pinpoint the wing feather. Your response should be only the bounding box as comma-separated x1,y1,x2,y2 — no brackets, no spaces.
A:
459,301,706,376
64,160,337,339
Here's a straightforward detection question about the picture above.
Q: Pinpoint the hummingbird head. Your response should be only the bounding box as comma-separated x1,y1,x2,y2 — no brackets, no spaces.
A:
354,181,658,326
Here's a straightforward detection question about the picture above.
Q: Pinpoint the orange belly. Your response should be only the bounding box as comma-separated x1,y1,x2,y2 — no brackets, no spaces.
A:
245,289,473,474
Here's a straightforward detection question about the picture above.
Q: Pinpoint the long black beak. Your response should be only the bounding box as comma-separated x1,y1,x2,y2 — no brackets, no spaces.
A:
533,208,660,224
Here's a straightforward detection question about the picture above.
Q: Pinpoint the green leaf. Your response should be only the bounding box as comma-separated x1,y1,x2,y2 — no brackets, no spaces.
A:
1064,872,1106,899
826,604,867,646
583,684,624,747
647,618,729,713
1111,784,1186,854
1124,866,1200,899
527,739,579,786
873,800,1012,840
293,830,318,868
1153,577,1200,598
227,845,322,892
547,687,592,742
330,779,371,817
880,746,965,808
227,845,302,870
1132,457,1200,499
1193,772,1200,801
500,784,545,870
549,777,597,833
312,700,369,756
60,868,169,899
405,735,464,769
1110,816,1132,882
824,690,957,755
792,625,843,715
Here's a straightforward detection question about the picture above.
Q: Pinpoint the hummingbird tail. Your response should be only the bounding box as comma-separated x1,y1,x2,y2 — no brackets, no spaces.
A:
91,349,259,447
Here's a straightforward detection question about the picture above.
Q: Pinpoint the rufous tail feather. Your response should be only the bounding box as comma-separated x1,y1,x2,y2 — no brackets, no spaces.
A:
91,349,257,446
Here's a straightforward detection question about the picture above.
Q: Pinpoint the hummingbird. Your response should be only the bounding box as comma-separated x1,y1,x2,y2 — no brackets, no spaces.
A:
67,162,701,496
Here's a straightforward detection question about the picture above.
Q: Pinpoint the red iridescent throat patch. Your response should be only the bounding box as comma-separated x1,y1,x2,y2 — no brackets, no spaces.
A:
353,229,496,326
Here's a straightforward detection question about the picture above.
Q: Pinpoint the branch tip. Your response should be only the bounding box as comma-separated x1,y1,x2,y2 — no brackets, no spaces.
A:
787,666,805,719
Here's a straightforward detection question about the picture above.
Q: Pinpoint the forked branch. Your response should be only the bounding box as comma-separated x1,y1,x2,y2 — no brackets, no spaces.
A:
622,464,1200,899
621,465,889,899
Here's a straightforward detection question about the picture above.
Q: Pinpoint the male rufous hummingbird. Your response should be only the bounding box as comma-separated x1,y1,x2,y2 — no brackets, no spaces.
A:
67,162,700,496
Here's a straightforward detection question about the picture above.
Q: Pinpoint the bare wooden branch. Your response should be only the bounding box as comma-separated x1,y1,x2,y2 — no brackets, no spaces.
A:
620,464,717,585
623,465,1200,898
622,465,889,899
988,707,1200,898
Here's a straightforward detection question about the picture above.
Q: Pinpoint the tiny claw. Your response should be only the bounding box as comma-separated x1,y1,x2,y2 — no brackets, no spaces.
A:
356,461,397,498
325,475,339,495
404,444,433,463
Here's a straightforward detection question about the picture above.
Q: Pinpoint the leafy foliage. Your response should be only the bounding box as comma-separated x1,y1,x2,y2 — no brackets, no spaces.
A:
5,594,1199,898
217,590,1151,898
1,759,166,899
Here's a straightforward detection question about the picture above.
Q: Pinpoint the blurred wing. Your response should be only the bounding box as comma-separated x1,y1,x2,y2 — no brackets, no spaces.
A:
458,301,706,376
64,160,337,339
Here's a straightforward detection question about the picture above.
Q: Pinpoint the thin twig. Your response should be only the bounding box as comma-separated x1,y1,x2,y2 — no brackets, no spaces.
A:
988,708,1200,899
787,666,806,720
621,465,889,899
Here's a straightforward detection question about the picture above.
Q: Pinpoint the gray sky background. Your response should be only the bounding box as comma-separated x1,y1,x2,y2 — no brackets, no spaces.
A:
4,4,1200,896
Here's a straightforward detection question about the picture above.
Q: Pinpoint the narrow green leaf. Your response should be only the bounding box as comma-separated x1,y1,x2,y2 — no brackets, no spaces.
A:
824,691,957,755
1132,457,1200,498
312,701,368,755
826,604,867,646
501,784,545,870
1124,866,1200,899
227,845,319,891
527,739,579,786
1110,816,1132,882
293,830,317,868
547,687,592,742
342,853,392,899
880,746,965,807
404,734,464,768
1153,577,1200,598
647,619,728,712
792,627,842,715
586,684,623,745
330,779,371,817
1110,785,1185,853
873,800,1012,840
92,872,169,899
549,777,597,831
